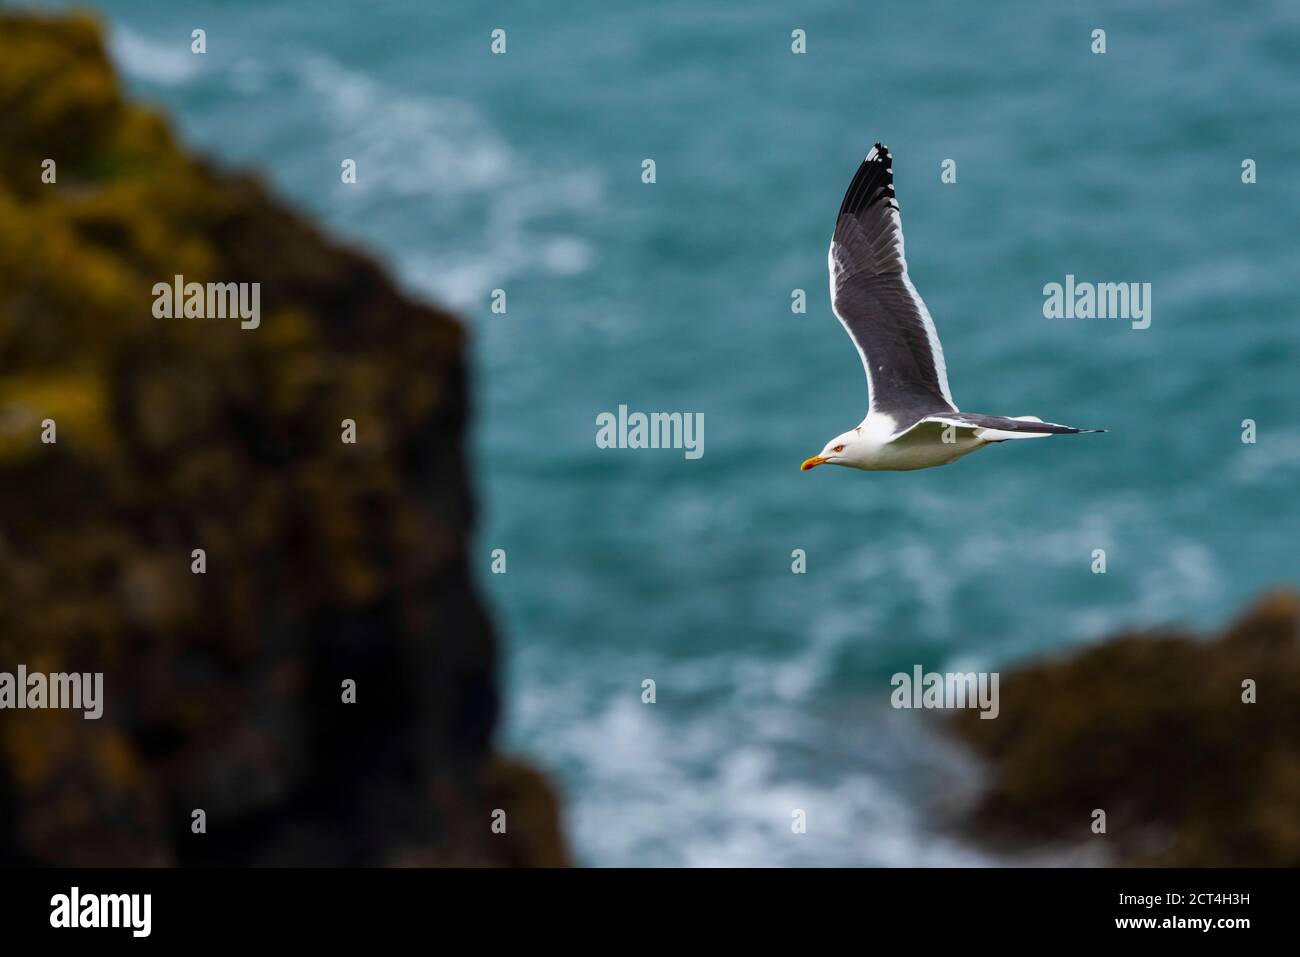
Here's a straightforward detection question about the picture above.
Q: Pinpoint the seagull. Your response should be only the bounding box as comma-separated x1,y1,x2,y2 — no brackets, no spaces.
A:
801,143,1103,473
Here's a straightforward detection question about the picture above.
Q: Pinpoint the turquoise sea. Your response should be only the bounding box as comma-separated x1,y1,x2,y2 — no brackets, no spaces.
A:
55,0,1300,864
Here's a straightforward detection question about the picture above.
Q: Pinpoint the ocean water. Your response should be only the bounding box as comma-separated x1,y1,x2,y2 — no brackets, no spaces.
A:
58,0,1300,865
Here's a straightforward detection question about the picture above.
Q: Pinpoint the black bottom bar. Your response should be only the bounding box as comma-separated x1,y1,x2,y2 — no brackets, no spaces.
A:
1,867,1281,943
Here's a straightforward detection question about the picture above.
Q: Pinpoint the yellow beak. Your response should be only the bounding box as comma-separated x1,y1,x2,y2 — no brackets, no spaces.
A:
801,455,829,471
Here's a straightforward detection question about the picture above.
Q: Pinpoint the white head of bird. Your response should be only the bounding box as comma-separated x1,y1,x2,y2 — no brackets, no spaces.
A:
801,426,867,471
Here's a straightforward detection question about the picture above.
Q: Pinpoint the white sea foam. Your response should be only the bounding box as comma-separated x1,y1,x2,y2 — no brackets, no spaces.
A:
106,30,600,312
110,24,202,84
1230,428,1300,484
295,56,600,309
509,646,1000,867
299,57,513,198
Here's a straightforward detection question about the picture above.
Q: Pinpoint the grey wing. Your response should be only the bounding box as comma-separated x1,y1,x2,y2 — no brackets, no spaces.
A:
828,144,956,427
917,413,1104,435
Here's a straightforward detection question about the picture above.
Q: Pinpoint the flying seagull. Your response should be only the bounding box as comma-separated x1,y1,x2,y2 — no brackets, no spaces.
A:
801,143,1103,473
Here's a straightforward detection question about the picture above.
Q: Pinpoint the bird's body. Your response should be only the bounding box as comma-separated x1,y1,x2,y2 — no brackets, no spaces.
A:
802,144,1102,474
831,414,983,472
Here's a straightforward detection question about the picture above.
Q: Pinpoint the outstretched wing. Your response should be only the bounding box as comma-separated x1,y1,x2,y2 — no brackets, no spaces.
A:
896,413,1104,442
828,144,955,427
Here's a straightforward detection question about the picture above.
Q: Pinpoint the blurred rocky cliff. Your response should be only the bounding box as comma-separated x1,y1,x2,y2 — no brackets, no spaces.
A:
0,11,566,865
949,592,1300,866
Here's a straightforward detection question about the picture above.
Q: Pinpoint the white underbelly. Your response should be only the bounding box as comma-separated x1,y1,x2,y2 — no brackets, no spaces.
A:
860,433,985,471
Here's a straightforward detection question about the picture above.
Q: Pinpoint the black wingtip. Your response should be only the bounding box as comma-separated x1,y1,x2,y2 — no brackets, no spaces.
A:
838,141,897,218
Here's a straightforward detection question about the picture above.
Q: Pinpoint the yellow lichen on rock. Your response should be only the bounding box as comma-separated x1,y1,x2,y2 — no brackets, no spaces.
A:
0,11,566,867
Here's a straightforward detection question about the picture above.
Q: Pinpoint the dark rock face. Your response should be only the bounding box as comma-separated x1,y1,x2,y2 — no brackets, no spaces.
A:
0,12,566,866
949,592,1300,866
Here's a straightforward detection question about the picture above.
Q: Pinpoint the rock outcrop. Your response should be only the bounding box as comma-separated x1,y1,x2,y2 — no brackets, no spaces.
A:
0,11,566,866
949,592,1300,866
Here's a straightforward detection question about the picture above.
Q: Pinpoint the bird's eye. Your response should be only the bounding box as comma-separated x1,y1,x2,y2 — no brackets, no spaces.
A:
832,444,845,453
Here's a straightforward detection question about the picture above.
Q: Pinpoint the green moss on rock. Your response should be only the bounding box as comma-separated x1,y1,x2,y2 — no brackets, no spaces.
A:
949,592,1300,866
0,11,567,866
